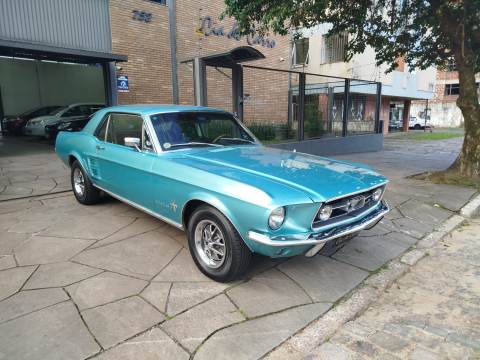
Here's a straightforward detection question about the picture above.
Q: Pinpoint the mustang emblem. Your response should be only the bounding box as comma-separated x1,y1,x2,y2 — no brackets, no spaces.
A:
346,196,365,212
169,201,178,212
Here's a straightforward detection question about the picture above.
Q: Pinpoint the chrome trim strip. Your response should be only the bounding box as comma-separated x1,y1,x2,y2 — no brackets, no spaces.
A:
93,184,184,229
248,200,389,247
324,183,387,203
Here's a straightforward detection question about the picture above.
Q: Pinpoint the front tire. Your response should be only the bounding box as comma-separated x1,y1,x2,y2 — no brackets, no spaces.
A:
71,160,100,205
414,124,422,130
187,205,251,282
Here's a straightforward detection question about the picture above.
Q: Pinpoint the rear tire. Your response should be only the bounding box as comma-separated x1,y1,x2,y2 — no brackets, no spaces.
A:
71,160,100,205
414,124,422,130
187,205,251,282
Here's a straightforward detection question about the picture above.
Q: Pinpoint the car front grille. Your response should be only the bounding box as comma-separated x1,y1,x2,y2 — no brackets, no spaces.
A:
312,186,384,229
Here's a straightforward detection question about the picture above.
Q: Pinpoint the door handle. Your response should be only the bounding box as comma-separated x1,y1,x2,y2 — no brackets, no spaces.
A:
96,145,105,151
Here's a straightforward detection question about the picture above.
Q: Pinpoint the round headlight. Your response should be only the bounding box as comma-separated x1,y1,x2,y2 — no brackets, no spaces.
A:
318,205,333,221
268,207,285,230
372,188,383,202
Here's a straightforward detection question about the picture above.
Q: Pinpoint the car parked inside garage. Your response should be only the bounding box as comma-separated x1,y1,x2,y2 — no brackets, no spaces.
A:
1,105,62,136
55,105,389,282
45,114,95,141
24,103,105,138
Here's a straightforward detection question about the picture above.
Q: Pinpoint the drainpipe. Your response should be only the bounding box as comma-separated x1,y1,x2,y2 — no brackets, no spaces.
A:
167,0,179,104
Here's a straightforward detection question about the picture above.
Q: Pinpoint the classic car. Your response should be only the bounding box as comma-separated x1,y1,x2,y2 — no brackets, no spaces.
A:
24,103,105,138
45,114,94,141
1,105,62,136
55,105,389,282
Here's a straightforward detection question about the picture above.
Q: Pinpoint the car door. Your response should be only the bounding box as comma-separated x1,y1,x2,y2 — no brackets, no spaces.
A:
90,112,156,208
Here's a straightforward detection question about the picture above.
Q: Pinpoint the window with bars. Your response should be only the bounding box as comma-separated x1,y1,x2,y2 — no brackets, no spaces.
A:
293,38,309,65
320,33,348,64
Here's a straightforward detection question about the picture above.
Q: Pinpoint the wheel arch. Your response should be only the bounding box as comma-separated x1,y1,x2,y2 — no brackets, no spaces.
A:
181,196,254,252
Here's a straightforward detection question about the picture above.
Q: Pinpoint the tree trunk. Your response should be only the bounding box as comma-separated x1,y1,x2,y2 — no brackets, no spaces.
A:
451,54,480,178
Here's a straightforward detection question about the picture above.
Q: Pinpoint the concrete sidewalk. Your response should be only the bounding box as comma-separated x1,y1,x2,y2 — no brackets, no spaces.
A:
308,219,480,359
0,135,477,360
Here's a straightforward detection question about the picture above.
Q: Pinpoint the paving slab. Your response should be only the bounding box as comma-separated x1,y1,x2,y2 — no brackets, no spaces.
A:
194,302,332,360
0,301,100,360
0,231,30,254
24,261,103,289
162,294,244,352
14,235,94,266
73,230,182,280
332,232,413,271
167,281,229,316
0,266,36,301
0,288,68,323
391,216,435,239
40,214,135,240
67,272,148,310
0,255,16,270
94,328,189,360
90,217,163,249
140,282,171,313
398,199,452,225
82,296,165,349
152,247,211,282
278,256,369,302
227,268,311,317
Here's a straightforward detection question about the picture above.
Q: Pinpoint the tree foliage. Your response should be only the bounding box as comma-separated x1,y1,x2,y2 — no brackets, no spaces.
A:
224,0,480,178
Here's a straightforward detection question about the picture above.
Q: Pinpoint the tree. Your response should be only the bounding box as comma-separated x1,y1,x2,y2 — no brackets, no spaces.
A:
224,0,480,178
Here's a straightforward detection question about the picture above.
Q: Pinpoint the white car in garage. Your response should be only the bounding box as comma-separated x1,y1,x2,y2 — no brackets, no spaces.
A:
409,116,433,130
24,103,105,138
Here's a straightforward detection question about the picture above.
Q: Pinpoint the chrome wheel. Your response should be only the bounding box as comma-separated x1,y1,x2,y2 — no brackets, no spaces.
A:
73,168,85,197
194,220,226,269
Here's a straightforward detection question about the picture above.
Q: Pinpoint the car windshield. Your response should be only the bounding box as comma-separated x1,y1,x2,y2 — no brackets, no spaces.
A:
48,106,66,115
150,111,257,150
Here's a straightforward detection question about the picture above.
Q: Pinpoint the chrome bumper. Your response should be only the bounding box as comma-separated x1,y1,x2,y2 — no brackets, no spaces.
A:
247,200,389,255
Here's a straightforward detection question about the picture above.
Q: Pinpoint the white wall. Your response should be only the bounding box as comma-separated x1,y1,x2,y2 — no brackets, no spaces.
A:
0,57,106,115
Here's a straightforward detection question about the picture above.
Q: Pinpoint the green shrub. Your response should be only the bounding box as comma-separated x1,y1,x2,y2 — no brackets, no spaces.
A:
304,103,324,138
247,122,277,141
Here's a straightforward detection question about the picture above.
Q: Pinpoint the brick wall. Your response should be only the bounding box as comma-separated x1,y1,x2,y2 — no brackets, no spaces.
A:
110,0,292,124
110,0,173,104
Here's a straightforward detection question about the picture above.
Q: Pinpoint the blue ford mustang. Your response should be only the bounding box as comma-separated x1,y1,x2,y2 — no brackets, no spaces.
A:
55,105,389,282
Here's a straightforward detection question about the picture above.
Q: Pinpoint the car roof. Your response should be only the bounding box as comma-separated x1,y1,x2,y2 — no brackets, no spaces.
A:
103,104,228,116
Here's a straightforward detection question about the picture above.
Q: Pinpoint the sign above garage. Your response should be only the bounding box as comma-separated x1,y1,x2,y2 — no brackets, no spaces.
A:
117,75,129,93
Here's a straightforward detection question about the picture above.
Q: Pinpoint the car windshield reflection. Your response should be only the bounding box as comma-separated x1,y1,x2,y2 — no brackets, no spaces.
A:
150,111,257,151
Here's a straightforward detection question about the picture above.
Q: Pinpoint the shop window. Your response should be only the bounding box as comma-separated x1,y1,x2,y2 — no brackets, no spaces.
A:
148,0,166,5
320,33,348,64
293,38,309,66
445,83,460,96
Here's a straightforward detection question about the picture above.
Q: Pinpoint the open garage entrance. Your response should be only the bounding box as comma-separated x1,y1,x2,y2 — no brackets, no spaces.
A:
0,57,106,118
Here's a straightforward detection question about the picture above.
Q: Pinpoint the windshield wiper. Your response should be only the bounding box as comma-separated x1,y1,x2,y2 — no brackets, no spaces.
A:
167,142,223,149
220,137,256,144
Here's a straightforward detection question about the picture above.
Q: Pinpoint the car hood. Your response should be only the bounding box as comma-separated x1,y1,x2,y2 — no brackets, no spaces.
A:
28,115,57,125
175,146,387,203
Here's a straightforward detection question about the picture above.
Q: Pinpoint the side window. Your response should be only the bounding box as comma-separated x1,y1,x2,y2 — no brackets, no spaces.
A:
109,113,143,147
95,115,110,141
62,106,83,117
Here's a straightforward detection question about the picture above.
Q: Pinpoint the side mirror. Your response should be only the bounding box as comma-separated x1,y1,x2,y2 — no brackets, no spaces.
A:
124,137,141,151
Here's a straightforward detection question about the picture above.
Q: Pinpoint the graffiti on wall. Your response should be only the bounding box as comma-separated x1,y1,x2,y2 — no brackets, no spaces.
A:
198,16,276,48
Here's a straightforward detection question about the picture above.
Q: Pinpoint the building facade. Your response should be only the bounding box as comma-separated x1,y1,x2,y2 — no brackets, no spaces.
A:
411,68,480,128
292,25,436,133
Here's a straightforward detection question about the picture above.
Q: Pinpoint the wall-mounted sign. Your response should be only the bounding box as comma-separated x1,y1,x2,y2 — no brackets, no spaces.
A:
198,16,276,49
117,75,129,93
132,10,153,23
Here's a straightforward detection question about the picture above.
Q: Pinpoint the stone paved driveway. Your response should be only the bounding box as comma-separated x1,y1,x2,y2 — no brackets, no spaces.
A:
0,135,477,359
310,219,480,359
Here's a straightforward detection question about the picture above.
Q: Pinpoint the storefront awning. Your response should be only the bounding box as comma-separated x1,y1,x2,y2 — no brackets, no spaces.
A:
183,46,265,68
0,38,127,64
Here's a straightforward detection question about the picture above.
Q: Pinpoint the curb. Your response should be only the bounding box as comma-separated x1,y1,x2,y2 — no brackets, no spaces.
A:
460,193,480,218
264,214,467,360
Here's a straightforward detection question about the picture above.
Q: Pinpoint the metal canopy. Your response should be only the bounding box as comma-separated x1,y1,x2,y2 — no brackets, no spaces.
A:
0,39,127,64
185,46,265,68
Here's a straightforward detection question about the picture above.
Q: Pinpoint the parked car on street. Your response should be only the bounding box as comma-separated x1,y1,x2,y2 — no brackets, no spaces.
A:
24,103,105,138
45,114,94,141
55,105,389,282
1,106,62,136
409,116,432,130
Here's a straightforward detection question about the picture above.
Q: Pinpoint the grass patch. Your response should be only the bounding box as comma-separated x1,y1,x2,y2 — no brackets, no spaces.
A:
392,132,464,141
410,170,480,190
